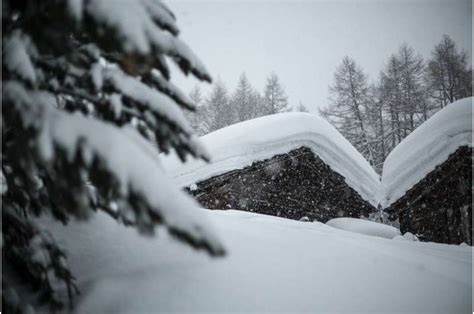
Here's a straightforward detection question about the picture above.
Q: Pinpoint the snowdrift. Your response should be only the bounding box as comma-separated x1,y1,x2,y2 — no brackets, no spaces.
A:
381,97,472,208
162,112,380,207
38,210,472,313
326,217,401,239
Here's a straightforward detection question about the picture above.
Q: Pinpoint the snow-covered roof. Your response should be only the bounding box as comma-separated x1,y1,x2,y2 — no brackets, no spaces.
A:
161,112,380,207
381,97,473,208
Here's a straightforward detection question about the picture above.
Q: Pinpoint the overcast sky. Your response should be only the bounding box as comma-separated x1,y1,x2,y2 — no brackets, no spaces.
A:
170,0,472,112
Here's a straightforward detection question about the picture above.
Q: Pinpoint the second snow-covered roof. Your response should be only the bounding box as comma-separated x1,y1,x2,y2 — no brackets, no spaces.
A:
381,97,473,208
161,112,380,207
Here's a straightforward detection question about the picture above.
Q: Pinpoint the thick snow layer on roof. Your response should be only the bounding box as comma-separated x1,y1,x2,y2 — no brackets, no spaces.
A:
37,209,472,313
326,217,401,239
162,113,380,206
381,97,473,208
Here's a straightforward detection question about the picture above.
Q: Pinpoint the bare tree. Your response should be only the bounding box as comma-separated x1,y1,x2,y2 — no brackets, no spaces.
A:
232,73,255,121
263,72,290,114
295,101,309,113
206,79,233,132
186,85,212,136
380,55,404,146
377,44,426,151
365,84,388,174
319,57,376,166
426,35,472,108
231,73,265,122
397,44,426,132
323,39,470,174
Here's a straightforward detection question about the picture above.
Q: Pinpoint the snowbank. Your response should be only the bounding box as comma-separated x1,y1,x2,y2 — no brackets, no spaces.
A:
393,232,419,242
162,113,380,206
326,217,401,239
39,210,472,313
381,97,473,207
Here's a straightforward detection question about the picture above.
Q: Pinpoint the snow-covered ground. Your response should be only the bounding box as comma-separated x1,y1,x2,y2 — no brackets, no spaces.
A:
161,112,380,207
40,210,472,313
326,217,401,239
32,100,473,312
381,97,473,208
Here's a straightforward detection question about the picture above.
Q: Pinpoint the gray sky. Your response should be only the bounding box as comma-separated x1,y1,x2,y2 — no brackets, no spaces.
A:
169,0,472,112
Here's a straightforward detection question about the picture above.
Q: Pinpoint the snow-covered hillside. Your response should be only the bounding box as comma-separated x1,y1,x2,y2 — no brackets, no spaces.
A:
39,210,471,313
381,97,472,207
162,112,380,207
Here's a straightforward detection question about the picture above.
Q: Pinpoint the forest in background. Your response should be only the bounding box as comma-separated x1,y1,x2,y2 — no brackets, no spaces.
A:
184,71,304,136
187,35,472,173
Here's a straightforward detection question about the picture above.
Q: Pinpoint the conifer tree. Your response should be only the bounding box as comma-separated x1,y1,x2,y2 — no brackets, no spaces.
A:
2,1,224,311
185,85,210,135
263,72,290,114
426,35,472,108
377,44,427,151
295,101,308,113
397,44,426,133
232,73,258,122
206,79,232,131
319,57,376,166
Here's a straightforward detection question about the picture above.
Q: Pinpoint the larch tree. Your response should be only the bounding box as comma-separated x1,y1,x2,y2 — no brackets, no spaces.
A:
366,83,389,174
2,0,225,312
319,57,376,167
379,55,404,148
248,88,266,119
397,44,426,133
206,79,232,132
377,44,430,156
426,35,472,108
295,101,309,113
231,73,260,122
322,39,470,174
185,85,210,136
263,72,290,114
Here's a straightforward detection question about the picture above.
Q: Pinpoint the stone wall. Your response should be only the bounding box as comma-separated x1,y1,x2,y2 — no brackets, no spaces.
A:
187,147,376,222
386,146,472,245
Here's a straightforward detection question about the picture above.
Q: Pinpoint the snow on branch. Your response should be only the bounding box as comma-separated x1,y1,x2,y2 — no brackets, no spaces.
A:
68,0,211,81
141,0,180,36
103,68,193,134
3,207,79,311
3,81,225,256
3,30,38,85
143,69,196,111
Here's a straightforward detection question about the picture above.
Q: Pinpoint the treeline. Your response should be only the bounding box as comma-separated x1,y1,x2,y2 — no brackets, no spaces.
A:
185,72,307,135
320,35,472,173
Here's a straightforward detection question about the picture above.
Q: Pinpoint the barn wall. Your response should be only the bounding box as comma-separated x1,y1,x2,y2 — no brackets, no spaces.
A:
187,147,376,222
387,146,472,245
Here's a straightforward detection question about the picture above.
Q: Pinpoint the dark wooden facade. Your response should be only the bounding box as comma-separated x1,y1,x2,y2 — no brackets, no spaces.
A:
187,147,376,222
386,146,472,245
